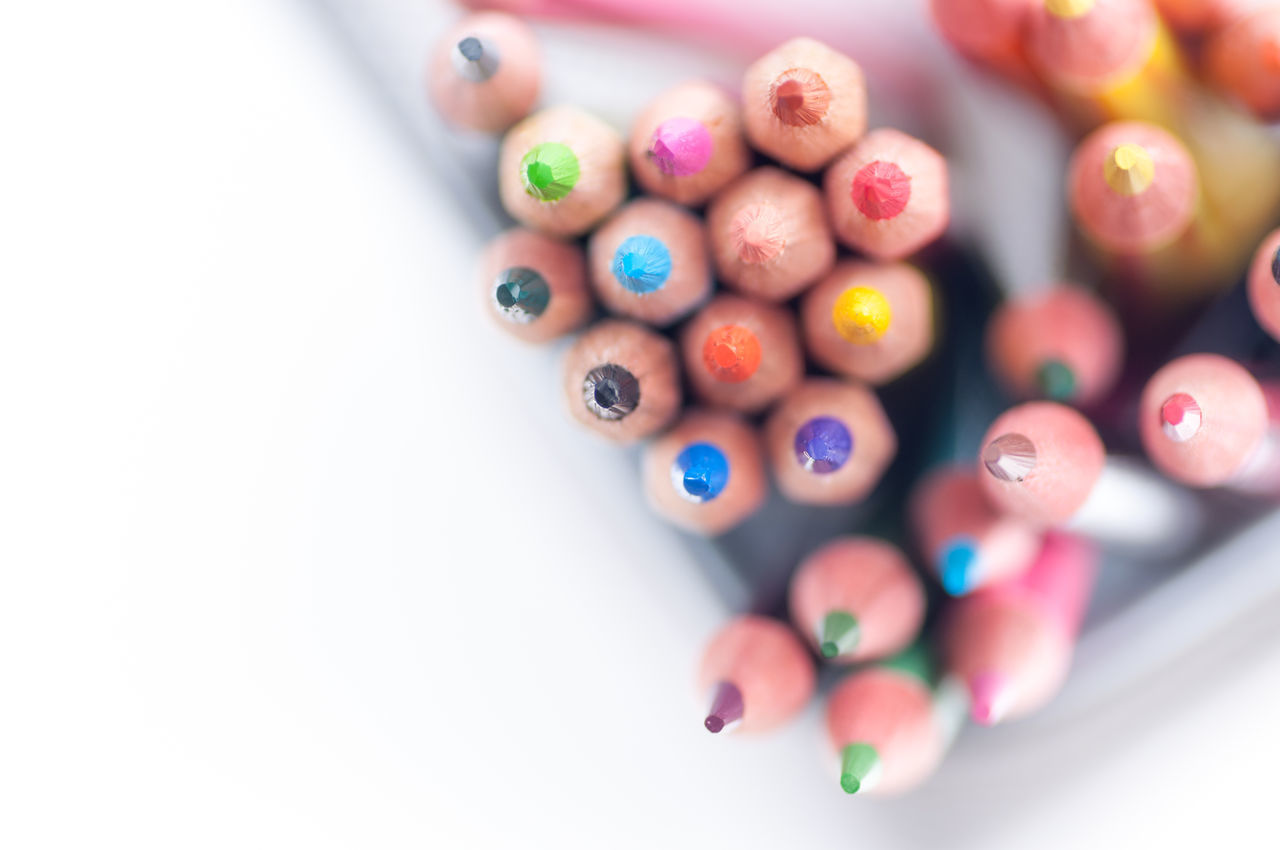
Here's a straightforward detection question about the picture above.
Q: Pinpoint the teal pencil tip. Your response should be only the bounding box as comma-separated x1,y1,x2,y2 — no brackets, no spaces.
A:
1036,359,1076,401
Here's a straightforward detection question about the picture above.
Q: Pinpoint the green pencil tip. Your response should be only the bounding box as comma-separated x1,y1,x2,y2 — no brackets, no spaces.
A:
520,142,580,202
818,610,859,660
839,743,879,796
1036,359,1076,401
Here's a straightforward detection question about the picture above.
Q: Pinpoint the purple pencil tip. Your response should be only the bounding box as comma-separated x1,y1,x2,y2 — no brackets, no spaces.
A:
649,117,713,177
703,681,744,734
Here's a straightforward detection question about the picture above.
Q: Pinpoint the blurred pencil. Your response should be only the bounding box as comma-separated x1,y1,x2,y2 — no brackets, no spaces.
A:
428,12,541,132
1247,227,1280,344
698,616,815,734
1205,8,1280,122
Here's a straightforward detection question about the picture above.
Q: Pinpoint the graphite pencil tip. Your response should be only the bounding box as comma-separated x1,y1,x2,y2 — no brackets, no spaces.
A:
704,680,744,734
1160,392,1202,442
583,363,641,421
520,142,580,202
982,433,1038,483
452,35,501,82
839,742,881,794
851,160,912,221
1036,360,1077,401
968,671,1013,726
939,537,980,596
819,610,860,659
1103,143,1155,197
648,117,714,177
730,203,787,265
832,286,892,345
770,68,831,127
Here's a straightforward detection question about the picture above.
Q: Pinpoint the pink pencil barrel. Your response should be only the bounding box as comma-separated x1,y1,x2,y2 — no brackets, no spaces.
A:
909,466,1042,596
823,128,950,261
1025,0,1160,94
698,616,816,735
930,0,1039,81
741,38,867,172
428,12,541,132
946,532,1098,725
1067,121,1199,256
788,536,926,664
1247,228,1280,344
1138,353,1278,490
478,228,593,343
984,285,1124,405
628,81,751,206
706,167,836,303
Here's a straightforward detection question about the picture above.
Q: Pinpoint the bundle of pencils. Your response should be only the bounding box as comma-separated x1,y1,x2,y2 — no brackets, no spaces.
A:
428,2,1280,797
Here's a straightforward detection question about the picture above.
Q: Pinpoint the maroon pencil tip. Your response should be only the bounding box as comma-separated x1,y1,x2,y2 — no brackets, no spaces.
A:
703,681,744,734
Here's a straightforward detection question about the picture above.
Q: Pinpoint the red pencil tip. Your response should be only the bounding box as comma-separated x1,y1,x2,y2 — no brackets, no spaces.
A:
1160,393,1202,443
770,68,831,127
851,160,911,221
702,325,762,383
730,202,786,265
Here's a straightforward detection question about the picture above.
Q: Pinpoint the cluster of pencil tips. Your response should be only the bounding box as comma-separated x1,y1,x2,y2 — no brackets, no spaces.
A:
429,0,1280,796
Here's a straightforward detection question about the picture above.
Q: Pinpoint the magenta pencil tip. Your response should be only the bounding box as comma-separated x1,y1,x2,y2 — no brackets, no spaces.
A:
649,117,713,177
704,681,744,734
969,672,1011,726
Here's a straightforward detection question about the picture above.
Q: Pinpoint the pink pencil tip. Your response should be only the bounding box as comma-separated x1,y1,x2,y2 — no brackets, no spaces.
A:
851,160,911,221
968,672,1011,726
730,203,786,265
1160,393,1202,442
648,117,713,178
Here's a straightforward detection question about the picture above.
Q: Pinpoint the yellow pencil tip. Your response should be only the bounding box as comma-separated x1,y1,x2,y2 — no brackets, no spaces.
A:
832,286,892,344
1103,143,1154,196
1044,0,1095,18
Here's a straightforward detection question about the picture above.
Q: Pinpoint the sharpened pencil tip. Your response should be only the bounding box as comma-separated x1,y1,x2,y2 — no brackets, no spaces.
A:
969,672,1012,726
704,681,744,734
982,433,1037,483
1160,392,1202,442
649,117,713,177
939,538,980,596
1103,143,1154,196
818,610,859,659
851,160,912,221
770,68,831,127
839,743,880,794
1036,360,1077,401
730,203,786,265
832,286,892,345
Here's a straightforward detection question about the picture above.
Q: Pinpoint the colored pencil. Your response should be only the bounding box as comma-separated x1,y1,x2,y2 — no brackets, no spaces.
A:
1067,120,1198,256
698,616,815,734
562,320,681,442
1025,0,1167,99
825,644,967,795
801,260,935,386
587,198,711,326
978,401,1201,549
946,532,1097,725
910,465,1042,596
929,0,1039,83
1247,227,1280,344
679,294,803,413
499,105,627,237
788,536,926,663
823,128,951,261
1205,8,1280,122
1139,353,1280,492
984,284,1124,404
478,228,593,343
642,410,767,535
428,12,541,133
628,81,751,206
706,167,837,303
741,37,867,172
763,378,897,506
1155,0,1244,36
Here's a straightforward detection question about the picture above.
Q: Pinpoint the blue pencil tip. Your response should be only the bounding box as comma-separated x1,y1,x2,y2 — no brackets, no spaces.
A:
671,443,730,503
939,538,980,596
612,235,672,294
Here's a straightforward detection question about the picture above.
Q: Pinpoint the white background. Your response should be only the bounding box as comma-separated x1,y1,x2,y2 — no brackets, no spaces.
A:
2,1,1280,848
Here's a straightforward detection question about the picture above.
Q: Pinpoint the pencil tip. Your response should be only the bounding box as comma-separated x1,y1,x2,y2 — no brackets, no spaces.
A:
794,416,854,474
819,610,859,659
493,267,550,323
582,364,640,422
611,235,673,294
672,443,730,503
452,36,500,82
1036,360,1077,401
770,68,831,127
704,681,744,734
1160,392,1202,442
851,160,912,221
839,743,880,794
648,117,713,177
702,325,762,383
1044,0,1095,19
939,538,980,596
982,433,1037,483
832,286,892,345
1103,143,1154,196
730,203,787,265
520,142,580,202
968,672,1012,726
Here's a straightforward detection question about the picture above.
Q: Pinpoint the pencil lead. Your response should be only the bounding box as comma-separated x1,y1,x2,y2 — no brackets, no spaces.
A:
851,161,912,221
702,325,762,383
611,235,673,294
832,286,892,345
493,267,550,323
839,743,881,794
671,443,730,503
520,142,580,202
968,671,1012,726
582,363,640,421
704,681,744,733
1044,0,1095,19
1036,359,1077,401
982,433,1037,482
770,68,831,127
819,610,860,658
1160,392,1202,442
730,203,787,265
939,537,980,596
794,416,853,474
452,35,501,82
1103,143,1155,196
648,117,713,177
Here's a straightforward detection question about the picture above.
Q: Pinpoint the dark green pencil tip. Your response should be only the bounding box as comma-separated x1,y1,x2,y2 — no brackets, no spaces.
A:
818,610,859,659
840,743,880,795
1036,359,1076,401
